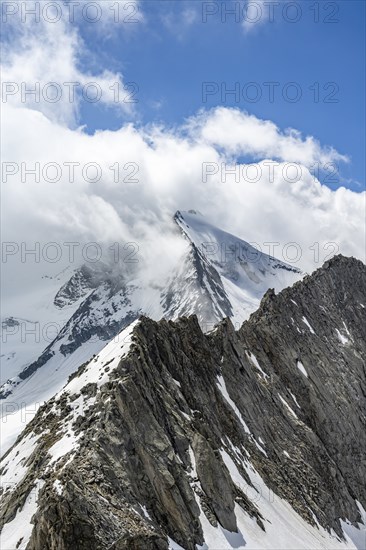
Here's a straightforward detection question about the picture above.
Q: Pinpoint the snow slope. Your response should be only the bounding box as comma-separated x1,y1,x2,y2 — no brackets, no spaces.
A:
1,265,90,385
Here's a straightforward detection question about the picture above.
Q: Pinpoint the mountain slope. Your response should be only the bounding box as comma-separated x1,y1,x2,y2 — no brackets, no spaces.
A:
0,265,95,385
1,255,365,550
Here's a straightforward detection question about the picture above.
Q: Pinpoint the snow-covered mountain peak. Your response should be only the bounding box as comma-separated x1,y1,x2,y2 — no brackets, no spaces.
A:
174,210,302,326
175,209,300,273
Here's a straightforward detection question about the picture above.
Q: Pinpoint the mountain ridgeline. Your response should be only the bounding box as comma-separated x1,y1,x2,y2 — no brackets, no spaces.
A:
0,211,301,448
1,255,365,549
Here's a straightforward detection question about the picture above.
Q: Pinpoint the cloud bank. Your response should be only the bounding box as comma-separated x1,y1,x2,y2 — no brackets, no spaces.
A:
1,1,365,309
2,103,364,271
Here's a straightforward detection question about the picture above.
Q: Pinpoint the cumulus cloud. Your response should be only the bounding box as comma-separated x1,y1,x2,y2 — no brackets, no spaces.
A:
187,107,349,167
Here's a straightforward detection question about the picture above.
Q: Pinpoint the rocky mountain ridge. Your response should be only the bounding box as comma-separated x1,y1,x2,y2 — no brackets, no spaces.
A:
0,211,301,454
0,255,365,549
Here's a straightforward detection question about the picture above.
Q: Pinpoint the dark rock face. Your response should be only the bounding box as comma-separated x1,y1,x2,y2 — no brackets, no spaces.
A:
238,255,366,527
53,263,112,309
161,241,234,326
0,255,365,549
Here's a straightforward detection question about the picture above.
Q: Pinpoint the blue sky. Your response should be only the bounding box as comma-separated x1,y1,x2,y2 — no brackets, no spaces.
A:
76,0,365,191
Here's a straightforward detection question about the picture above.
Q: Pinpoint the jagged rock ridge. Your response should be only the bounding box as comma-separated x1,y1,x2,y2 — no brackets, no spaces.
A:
0,255,365,549
0,211,301,454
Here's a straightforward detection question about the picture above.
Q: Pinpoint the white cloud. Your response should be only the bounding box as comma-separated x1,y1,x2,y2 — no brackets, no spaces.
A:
1,103,364,282
1,2,137,127
187,107,349,167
